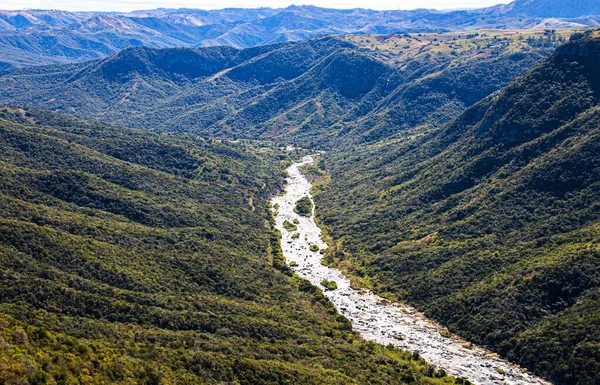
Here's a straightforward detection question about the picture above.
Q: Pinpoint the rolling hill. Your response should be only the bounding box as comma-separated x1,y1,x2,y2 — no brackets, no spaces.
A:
0,31,566,146
309,29,600,385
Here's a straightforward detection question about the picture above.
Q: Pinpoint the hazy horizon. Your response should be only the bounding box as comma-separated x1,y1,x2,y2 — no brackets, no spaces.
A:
1,0,512,13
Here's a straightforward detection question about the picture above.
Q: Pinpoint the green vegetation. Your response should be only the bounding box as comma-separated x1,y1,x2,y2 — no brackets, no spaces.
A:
283,220,298,232
343,30,570,66
0,25,596,385
294,197,313,217
312,30,600,385
310,244,320,252
0,32,565,147
321,280,338,291
0,106,459,385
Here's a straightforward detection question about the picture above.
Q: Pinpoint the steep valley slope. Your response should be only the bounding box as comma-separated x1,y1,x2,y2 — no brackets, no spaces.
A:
0,19,598,385
309,30,600,385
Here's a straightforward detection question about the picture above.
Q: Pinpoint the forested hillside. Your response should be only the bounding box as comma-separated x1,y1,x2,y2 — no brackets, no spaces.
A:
0,31,564,146
311,30,600,385
0,107,457,385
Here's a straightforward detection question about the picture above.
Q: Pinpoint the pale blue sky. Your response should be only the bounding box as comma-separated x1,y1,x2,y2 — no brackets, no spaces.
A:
2,0,512,12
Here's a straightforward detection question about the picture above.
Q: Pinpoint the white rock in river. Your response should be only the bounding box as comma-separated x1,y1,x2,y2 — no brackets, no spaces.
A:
271,155,552,385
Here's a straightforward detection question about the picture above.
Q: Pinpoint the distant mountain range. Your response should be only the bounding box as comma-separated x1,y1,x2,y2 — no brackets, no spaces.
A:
501,0,600,18
0,0,599,68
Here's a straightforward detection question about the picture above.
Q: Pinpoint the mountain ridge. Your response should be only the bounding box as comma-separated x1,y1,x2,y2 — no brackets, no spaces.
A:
0,31,564,146
0,3,598,68
504,0,600,18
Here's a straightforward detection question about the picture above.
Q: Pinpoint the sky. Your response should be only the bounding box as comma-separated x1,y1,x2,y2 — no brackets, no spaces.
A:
1,0,512,12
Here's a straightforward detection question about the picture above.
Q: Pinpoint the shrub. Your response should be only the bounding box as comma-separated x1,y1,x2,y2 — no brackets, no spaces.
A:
294,197,313,217
321,280,338,290
283,220,297,232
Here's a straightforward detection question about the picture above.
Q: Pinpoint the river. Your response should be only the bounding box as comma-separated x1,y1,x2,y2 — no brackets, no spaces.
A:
271,155,551,385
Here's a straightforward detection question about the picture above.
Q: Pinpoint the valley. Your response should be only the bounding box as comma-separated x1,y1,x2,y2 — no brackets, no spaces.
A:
0,1,599,384
0,107,462,385
310,29,600,385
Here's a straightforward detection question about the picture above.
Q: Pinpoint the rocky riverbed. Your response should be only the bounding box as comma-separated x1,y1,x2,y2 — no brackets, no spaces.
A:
271,155,552,385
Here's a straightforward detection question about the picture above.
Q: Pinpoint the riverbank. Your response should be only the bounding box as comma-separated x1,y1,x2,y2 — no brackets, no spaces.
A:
271,155,551,385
